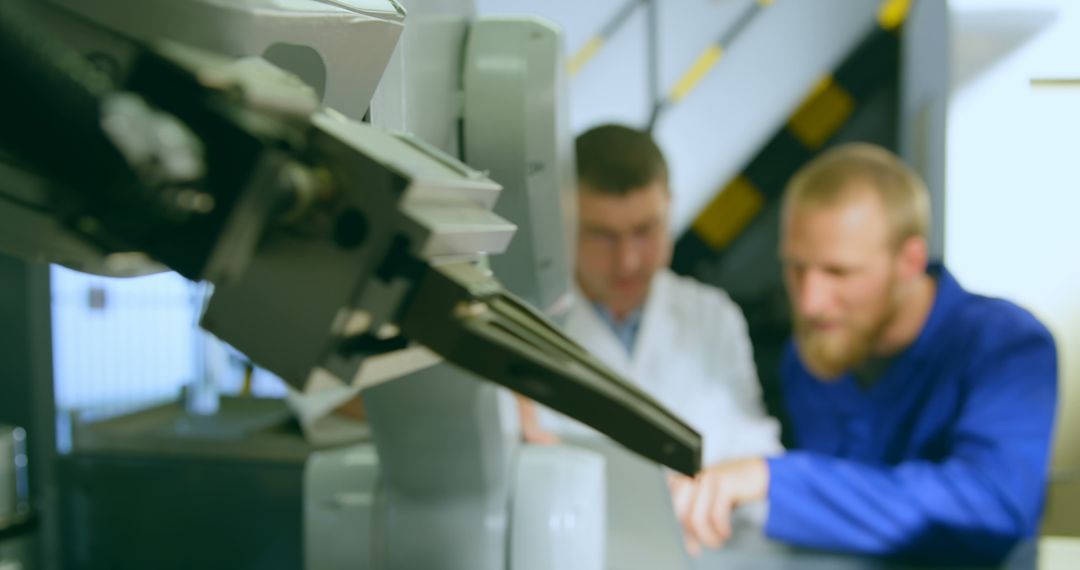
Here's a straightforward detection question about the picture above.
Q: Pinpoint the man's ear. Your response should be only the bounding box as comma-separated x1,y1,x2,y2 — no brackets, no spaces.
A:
896,235,929,282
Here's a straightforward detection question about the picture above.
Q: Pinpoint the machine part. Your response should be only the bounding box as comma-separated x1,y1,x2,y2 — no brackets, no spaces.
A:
366,0,472,154
51,0,405,121
100,92,206,191
363,364,517,570
355,17,609,570
304,443,380,570
0,426,29,528
312,404,609,570
285,346,440,445
0,157,163,276
57,398,310,569
399,262,701,475
200,110,514,391
510,445,606,570
0,0,701,476
0,1,308,279
463,17,577,315
566,437,691,569
186,54,322,118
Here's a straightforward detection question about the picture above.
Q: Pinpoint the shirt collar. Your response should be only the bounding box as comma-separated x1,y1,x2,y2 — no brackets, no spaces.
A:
905,262,963,358
591,301,644,354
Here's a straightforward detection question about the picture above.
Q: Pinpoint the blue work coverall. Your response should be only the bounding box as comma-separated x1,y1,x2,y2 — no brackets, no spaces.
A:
766,266,1058,566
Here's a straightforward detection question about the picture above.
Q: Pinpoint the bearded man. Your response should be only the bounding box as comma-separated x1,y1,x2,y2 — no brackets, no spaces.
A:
669,143,1058,566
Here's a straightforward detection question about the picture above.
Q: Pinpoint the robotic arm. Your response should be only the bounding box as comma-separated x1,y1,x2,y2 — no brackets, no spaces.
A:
0,0,701,475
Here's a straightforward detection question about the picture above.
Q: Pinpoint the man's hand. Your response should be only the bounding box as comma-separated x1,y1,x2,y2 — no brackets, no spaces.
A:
514,393,561,445
671,458,770,553
667,472,704,556
521,423,561,445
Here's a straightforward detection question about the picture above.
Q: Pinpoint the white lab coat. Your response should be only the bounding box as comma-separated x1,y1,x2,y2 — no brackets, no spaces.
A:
538,268,783,465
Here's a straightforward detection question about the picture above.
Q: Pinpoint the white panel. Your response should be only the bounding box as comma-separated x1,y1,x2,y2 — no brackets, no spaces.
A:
945,0,1080,474
512,445,606,570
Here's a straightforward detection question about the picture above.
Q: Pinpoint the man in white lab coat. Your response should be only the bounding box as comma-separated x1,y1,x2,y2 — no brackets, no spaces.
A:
518,124,781,466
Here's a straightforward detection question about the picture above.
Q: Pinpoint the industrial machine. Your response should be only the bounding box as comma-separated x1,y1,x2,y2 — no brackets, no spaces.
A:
0,0,699,567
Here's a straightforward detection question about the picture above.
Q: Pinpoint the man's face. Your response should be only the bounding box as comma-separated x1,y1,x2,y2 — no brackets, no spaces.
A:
576,181,672,319
780,187,902,380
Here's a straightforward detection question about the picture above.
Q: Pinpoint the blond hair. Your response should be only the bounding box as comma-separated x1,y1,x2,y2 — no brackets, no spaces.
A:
781,143,930,249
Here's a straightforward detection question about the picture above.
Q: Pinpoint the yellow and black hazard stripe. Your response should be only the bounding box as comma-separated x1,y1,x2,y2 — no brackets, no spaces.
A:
568,0,645,77
674,0,911,268
648,0,774,129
